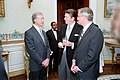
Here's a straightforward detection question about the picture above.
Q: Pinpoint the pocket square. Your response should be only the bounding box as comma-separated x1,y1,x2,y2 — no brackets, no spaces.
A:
74,34,79,37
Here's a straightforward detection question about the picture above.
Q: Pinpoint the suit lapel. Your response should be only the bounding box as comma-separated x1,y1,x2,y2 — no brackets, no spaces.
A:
31,27,46,47
77,30,83,45
56,31,59,41
42,31,47,46
62,24,67,38
77,23,93,47
68,23,78,41
50,29,57,41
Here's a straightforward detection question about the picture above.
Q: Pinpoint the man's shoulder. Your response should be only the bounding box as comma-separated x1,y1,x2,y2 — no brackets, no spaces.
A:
61,24,67,27
25,26,34,34
46,29,52,34
60,24,67,30
90,24,103,36
91,23,102,31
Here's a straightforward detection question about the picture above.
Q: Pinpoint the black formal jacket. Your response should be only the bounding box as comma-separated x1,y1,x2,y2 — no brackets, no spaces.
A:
46,29,60,53
58,23,83,69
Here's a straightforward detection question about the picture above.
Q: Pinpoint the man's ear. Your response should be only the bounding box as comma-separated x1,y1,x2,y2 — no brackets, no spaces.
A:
34,18,36,23
72,17,75,21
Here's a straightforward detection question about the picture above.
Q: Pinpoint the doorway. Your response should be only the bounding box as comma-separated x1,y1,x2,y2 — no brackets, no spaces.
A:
57,0,89,29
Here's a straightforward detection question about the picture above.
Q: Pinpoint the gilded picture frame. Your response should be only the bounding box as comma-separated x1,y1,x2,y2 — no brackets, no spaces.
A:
104,0,120,18
0,0,5,17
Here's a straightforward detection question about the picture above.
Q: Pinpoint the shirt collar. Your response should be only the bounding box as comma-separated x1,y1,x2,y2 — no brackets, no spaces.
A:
33,24,42,32
67,21,75,29
52,28,57,31
83,22,92,33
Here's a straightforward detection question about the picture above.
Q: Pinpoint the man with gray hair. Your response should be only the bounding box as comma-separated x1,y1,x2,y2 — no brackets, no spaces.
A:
24,12,51,80
71,7,104,80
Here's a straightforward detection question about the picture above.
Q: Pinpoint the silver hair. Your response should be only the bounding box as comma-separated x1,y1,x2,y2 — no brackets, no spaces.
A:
32,12,43,23
78,7,93,21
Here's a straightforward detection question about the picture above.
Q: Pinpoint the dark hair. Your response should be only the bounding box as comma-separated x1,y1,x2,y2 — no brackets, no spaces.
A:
65,9,77,21
51,21,56,26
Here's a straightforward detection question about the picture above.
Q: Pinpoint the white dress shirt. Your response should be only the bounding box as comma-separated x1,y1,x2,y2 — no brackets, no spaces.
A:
33,24,45,43
52,29,57,40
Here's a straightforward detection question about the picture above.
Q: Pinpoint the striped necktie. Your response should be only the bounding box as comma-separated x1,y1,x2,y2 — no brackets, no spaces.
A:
39,29,45,43
65,26,71,40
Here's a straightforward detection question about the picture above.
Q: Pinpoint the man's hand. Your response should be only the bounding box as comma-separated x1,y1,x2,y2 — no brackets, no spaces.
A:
42,58,49,68
63,40,73,47
71,59,76,73
58,42,64,48
71,66,80,73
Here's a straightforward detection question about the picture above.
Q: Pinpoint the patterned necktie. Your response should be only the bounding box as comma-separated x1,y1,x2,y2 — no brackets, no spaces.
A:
63,26,71,52
39,29,45,43
53,29,57,40
65,26,71,40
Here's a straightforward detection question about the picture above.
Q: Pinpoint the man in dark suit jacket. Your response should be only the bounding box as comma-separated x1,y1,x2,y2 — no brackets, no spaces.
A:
46,21,60,72
58,9,83,80
24,12,51,80
71,7,104,80
0,48,8,80
0,40,8,80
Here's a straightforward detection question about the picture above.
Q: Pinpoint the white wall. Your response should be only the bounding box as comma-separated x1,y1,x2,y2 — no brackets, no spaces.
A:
0,0,111,34
90,0,111,31
0,0,57,33
89,0,97,23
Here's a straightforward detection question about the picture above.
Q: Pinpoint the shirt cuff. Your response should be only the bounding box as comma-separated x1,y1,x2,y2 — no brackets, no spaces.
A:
71,42,74,49
72,59,76,63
